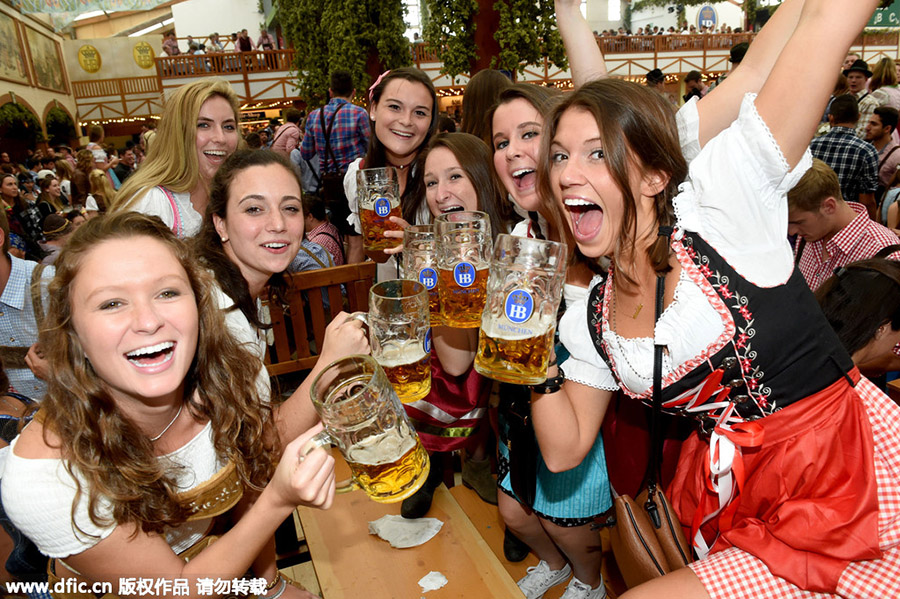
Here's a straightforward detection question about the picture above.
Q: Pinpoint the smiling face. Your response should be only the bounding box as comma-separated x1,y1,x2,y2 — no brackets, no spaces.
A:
70,236,198,409
47,178,60,199
371,78,433,166
550,108,651,259
492,98,543,211
196,95,239,184
424,146,478,217
213,164,304,295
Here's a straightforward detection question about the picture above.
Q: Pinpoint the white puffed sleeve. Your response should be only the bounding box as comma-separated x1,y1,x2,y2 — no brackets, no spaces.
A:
558,276,620,391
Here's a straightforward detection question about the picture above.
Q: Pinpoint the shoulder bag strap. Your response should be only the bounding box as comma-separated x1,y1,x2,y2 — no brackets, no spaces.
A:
158,186,183,238
880,145,900,168
321,103,345,174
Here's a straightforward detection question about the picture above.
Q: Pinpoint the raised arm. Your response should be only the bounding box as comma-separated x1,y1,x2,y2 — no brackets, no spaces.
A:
756,0,882,168
694,0,807,146
555,0,608,88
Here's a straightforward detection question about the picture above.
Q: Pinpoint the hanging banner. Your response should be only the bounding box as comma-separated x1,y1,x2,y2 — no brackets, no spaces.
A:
869,1,900,27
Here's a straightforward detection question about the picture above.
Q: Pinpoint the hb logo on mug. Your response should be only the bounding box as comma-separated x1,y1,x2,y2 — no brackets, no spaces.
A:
418,267,437,290
505,289,534,324
374,197,391,217
454,262,475,288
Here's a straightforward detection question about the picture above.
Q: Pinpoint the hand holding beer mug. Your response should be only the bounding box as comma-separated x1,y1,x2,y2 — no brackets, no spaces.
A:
358,167,403,252
435,211,492,328
310,355,430,503
356,280,432,403
475,235,567,385
402,224,442,326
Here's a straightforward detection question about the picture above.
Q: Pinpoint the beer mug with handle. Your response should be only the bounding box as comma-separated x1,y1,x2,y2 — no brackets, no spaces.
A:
355,280,432,403
357,167,402,252
435,211,492,328
309,355,430,503
475,234,567,385
402,224,442,326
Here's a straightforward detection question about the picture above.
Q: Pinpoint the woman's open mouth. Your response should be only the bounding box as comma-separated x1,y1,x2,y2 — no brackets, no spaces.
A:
126,341,175,369
565,199,604,242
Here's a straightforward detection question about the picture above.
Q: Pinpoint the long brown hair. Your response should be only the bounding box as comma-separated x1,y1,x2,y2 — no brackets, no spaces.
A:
414,132,514,238
193,149,292,328
538,79,687,287
461,69,512,143
39,212,278,534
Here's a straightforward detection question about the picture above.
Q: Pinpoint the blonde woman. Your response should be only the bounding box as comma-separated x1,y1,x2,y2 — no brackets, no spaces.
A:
113,78,241,238
88,168,115,212
871,57,900,110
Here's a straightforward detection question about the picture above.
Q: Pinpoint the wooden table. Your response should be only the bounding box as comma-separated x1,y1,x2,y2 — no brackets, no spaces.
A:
296,452,523,598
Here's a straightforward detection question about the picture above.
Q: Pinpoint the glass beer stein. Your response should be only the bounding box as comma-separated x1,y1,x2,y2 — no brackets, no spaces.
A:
475,234,567,385
357,167,402,252
402,224,442,326
310,355,430,503
435,211,492,328
356,280,432,403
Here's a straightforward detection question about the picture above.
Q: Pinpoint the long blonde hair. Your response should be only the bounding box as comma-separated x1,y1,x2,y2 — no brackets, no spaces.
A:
88,169,115,212
112,78,241,213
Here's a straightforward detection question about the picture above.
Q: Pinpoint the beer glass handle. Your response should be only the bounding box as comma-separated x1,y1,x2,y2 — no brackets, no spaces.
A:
349,311,369,327
300,430,360,494
300,430,334,459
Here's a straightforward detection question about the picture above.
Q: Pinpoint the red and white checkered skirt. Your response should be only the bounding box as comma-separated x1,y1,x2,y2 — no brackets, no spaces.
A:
675,375,900,598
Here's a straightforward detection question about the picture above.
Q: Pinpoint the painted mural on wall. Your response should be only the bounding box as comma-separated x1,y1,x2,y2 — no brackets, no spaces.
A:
0,12,29,85
25,25,66,92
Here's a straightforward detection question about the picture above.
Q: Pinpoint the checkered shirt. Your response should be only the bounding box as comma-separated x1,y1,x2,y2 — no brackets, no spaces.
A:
300,98,370,174
810,126,879,203
0,256,53,399
307,221,344,266
795,202,900,291
856,90,882,139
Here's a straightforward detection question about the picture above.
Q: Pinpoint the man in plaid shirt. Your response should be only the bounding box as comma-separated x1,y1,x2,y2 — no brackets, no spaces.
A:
811,94,879,218
788,159,899,292
301,70,370,262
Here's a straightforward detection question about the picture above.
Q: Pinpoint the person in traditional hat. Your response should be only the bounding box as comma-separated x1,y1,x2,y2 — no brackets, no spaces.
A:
844,58,879,138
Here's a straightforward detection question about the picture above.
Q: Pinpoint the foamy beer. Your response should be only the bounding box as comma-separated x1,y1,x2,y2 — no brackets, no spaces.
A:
310,355,430,503
357,167,402,252
365,280,432,403
475,235,567,385
402,224,442,325
435,211,492,328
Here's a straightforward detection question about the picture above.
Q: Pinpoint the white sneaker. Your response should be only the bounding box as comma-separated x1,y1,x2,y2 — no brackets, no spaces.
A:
559,576,607,599
516,560,572,599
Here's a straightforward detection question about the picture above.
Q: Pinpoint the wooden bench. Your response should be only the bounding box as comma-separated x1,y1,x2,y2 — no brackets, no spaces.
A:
264,262,376,376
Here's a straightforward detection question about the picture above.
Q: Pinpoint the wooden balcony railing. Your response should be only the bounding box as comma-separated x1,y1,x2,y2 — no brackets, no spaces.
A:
72,76,160,99
155,49,295,78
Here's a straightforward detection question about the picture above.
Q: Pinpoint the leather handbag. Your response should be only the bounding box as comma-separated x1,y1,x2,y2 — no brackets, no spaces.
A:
608,273,691,588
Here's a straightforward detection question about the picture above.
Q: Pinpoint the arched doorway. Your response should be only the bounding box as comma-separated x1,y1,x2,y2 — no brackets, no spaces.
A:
0,100,43,164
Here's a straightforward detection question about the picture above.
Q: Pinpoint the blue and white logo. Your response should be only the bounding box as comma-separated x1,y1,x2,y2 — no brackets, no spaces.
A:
418,267,437,290
505,289,534,324
697,5,717,29
453,262,475,287
374,197,391,217
424,328,432,354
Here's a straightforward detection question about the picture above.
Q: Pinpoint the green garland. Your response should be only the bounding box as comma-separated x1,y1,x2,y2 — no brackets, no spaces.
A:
277,0,411,106
423,0,479,81
45,107,76,145
491,0,567,75
0,103,42,145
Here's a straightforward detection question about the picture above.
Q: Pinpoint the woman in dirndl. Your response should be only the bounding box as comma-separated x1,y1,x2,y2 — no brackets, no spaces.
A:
531,0,900,597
